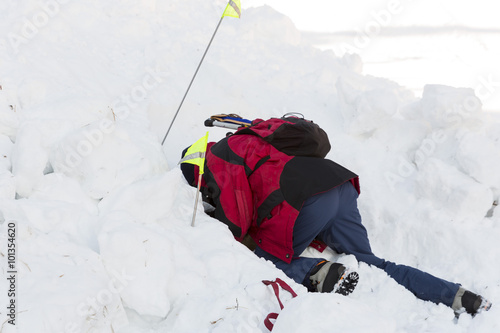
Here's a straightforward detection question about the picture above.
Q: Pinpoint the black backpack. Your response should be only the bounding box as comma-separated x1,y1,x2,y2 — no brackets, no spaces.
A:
234,115,331,158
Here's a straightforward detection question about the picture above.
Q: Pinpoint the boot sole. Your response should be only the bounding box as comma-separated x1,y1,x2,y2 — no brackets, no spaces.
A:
333,269,359,296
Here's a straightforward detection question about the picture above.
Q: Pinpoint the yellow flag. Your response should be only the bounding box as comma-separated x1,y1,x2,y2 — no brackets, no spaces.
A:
222,0,241,18
179,132,209,175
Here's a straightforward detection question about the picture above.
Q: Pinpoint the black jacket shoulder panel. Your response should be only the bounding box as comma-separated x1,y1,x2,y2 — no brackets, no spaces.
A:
280,157,358,210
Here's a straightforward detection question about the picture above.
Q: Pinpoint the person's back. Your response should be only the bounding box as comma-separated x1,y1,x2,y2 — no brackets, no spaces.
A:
201,118,359,262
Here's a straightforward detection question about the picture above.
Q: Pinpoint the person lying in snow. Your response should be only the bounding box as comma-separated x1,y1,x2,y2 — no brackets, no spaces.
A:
180,115,492,316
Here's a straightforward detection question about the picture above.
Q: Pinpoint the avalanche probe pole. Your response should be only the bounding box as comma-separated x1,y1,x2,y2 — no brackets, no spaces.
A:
191,173,204,227
161,17,225,146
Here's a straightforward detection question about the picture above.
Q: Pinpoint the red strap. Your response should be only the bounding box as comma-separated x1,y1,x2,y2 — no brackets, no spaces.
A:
308,239,327,252
263,279,285,309
275,278,298,298
262,278,298,331
264,313,279,331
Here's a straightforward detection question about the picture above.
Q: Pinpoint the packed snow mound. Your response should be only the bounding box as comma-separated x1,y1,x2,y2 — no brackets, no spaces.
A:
1,0,499,332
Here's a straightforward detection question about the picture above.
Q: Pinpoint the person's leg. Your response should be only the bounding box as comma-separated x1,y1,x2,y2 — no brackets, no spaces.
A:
254,247,323,290
254,186,345,289
380,262,460,306
318,181,460,306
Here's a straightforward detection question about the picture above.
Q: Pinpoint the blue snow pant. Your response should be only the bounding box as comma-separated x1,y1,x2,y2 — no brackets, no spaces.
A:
255,181,460,307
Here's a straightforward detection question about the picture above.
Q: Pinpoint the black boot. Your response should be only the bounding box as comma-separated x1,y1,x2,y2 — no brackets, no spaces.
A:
309,260,359,295
452,287,492,316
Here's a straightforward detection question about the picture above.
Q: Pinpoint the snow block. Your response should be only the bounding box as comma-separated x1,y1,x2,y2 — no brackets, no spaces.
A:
336,76,407,136
0,134,13,171
2,221,128,333
272,293,397,333
0,170,15,199
417,84,482,127
0,104,19,141
11,121,49,197
30,173,98,215
456,131,500,188
415,158,493,222
98,217,174,319
242,6,302,47
50,119,168,200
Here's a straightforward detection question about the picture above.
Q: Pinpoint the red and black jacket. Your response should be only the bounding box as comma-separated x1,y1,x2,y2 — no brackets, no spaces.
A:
196,118,360,263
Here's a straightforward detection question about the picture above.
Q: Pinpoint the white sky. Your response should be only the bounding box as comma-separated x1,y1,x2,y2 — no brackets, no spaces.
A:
243,0,499,32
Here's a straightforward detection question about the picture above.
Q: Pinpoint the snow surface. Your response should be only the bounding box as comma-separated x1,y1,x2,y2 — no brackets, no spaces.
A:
0,0,499,332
